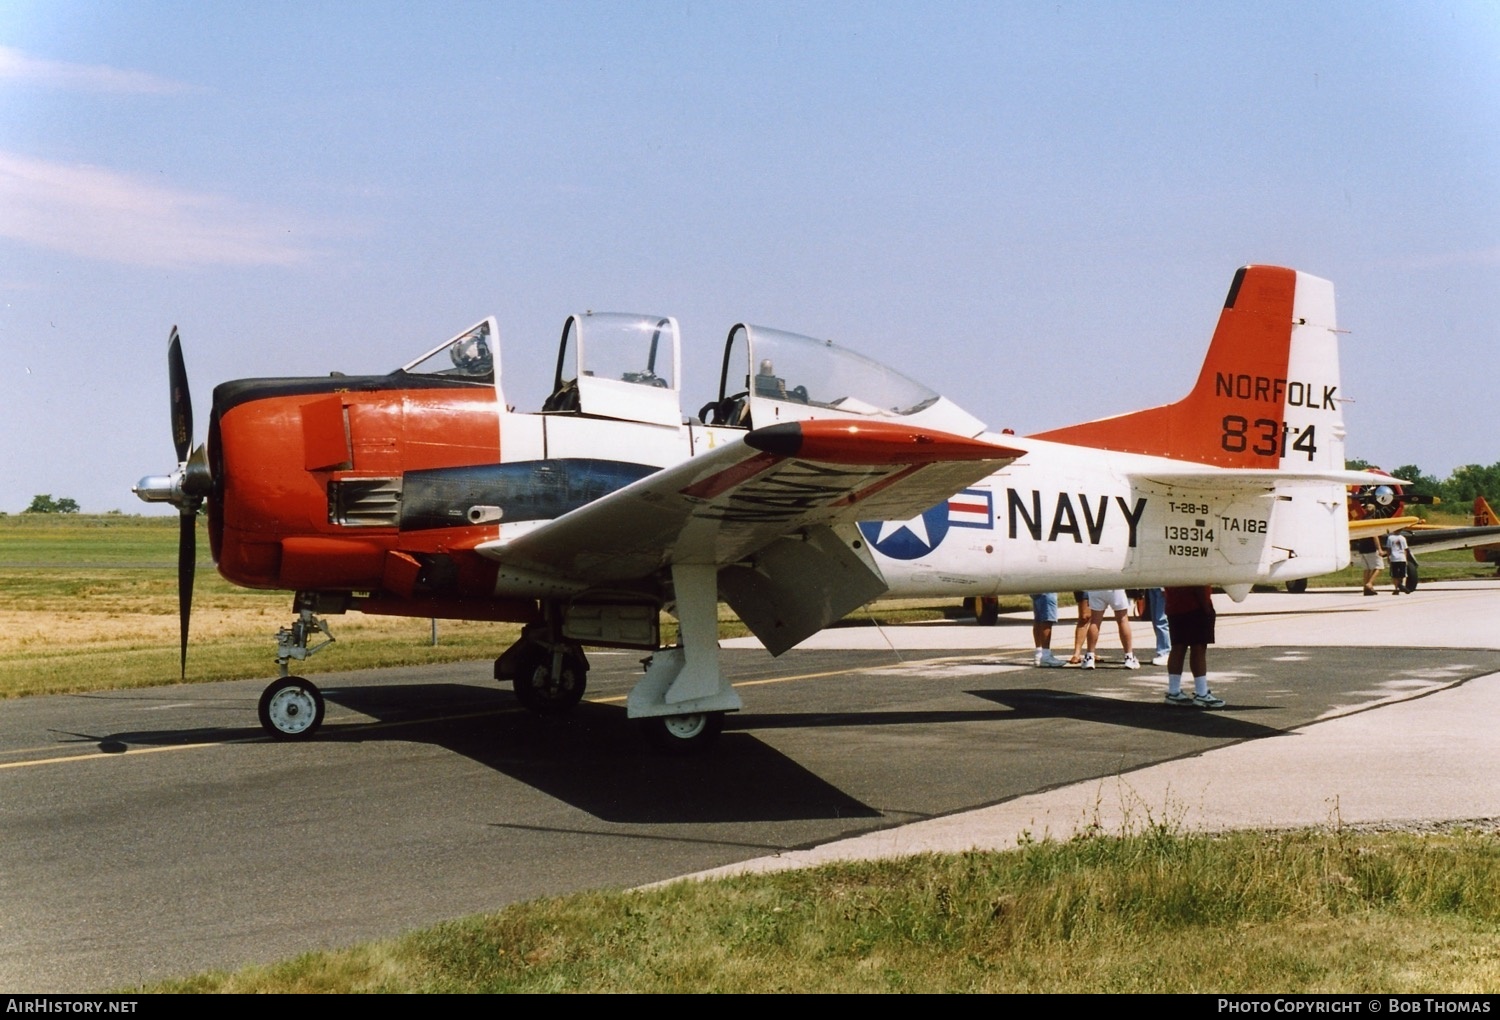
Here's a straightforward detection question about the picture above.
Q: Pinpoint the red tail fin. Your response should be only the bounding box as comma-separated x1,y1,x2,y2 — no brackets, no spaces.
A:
1030,266,1344,470
1477,496,1496,528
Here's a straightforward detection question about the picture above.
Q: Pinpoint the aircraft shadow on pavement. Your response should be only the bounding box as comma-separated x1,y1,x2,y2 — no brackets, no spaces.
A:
968,687,1285,739
731,688,1281,740
98,681,880,827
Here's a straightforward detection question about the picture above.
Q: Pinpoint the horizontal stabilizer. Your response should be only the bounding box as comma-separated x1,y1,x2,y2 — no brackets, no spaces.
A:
1129,467,1405,492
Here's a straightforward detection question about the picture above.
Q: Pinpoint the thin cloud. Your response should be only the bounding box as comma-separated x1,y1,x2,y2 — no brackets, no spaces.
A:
1380,247,1500,272
0,45,196,95
0,151,323,268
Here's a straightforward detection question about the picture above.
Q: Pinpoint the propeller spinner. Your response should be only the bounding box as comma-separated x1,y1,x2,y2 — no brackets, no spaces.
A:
133,328,213,677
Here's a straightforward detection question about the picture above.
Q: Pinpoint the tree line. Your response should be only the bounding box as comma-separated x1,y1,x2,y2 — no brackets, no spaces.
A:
22,494,81,514
1349,459,1500,511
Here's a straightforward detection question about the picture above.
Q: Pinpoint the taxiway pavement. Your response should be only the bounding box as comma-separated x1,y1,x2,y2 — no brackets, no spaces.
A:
695,579,1500,879
2,580,1495,989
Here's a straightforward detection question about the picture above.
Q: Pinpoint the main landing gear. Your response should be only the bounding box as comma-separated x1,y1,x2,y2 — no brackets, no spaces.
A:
966,596,1000,626
494,620,590,715
624,564,740,754
257,594,336,740
496,568,741,753
633,689,726,754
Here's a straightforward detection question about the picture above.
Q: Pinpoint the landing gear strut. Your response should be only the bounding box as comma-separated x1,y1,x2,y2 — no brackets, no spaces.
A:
258,593,336,740
624,564,740,753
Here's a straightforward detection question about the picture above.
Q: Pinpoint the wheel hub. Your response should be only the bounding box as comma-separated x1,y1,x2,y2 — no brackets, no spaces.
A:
662,714,707,739
268,689,316,733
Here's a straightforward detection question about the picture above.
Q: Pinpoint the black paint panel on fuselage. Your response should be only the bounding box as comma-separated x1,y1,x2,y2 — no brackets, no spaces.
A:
399,459,658,531
213,371,491,417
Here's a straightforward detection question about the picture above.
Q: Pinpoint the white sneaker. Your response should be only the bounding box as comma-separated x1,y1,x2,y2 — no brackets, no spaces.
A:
1151,652,1170,666
1122,654,1140,670
1035,650,1065,668
1193,690,1226,709
1081,652,1095,670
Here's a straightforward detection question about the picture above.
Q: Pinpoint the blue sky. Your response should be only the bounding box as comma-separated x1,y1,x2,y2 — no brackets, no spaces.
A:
2,1,1497,512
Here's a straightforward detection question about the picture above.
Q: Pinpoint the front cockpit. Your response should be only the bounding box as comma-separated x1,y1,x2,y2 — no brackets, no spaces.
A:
399,319,497,383
541,313,682,427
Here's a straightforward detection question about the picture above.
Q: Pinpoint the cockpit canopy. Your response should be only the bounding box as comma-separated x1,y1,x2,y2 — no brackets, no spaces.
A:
706,324,987,437
393,311,985,437
401,319,497,383
545,313,683,428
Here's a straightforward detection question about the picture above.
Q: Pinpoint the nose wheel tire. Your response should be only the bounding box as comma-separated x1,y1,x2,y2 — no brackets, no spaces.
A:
638,711,724,754
258,676,325,740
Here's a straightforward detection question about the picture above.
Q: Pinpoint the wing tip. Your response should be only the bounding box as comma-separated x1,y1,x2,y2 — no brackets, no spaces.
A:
746,420,1019,465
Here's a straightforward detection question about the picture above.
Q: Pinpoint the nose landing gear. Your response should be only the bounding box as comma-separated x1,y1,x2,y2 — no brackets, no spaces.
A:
257,594,337,740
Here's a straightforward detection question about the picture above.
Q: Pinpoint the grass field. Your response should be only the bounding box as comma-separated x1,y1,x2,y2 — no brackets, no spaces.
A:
0,514,525,697
148,826,1500,993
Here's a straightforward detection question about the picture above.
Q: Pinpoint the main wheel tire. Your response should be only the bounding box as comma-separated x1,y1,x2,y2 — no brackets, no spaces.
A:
1285,578,1309,594
258,676,325,740
967,596,1000,626
638,711,724,754
512,645,587,715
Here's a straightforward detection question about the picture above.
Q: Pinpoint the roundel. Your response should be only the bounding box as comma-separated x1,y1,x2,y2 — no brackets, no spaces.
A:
857,501,951,560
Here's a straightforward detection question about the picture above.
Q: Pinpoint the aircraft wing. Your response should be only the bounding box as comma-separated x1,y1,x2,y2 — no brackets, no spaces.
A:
1347,517,1500,552
476,420,1021,588
1348,516,1422,540
1401,524,1500,553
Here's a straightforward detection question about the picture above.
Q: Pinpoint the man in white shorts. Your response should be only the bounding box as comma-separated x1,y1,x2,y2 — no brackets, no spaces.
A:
1083,589,1139,670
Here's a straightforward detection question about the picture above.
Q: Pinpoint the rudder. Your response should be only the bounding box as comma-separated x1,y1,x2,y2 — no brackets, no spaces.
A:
1031,265,1346,471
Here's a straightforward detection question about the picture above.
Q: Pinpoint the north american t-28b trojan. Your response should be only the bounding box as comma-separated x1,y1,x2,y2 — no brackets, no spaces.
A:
136,265,1383,750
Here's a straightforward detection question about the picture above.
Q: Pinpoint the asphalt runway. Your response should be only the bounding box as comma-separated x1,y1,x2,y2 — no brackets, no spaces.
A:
3,581,1498,990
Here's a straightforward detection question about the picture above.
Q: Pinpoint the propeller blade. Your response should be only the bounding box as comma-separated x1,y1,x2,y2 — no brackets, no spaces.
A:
183,442,213,498
178,508,195,679
168,327,192,464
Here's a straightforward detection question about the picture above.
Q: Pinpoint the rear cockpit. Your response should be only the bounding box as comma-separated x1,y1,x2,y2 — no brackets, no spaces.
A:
701,323,986,437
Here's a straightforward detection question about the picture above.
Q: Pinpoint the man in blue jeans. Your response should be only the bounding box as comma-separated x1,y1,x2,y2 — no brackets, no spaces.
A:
1144,588,1171,665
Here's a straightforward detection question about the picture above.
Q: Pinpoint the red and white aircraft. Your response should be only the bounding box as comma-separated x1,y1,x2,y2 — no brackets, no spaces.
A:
137,264,1383,750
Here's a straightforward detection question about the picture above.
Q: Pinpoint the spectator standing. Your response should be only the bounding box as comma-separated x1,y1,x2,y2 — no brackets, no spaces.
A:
1163,585,1223,709
1083,589,1139,670
1031,593,1065,667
